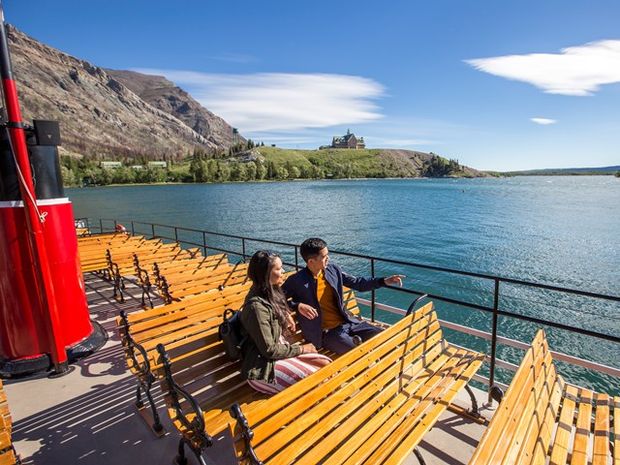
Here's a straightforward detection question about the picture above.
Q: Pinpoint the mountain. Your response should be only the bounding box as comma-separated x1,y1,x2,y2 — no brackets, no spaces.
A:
106,70,243,148
6,25,238,160
504,165,620,176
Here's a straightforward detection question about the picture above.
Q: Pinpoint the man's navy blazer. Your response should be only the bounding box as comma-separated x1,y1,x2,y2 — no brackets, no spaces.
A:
282,263,384,347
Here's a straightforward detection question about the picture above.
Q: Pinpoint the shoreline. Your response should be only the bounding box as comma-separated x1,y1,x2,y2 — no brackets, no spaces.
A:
66,173,618,189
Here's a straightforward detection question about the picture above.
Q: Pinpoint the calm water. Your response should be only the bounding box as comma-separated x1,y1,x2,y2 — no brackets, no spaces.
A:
67,176,620,393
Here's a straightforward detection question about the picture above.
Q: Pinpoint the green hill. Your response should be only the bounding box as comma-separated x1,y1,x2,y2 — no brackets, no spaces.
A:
61,146,487,186
240,147,486,179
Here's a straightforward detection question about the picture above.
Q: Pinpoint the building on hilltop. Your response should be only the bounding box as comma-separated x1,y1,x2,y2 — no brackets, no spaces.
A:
329,129,365,149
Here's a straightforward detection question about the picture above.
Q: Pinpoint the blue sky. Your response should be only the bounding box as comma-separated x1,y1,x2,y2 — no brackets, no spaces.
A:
6,1,620,170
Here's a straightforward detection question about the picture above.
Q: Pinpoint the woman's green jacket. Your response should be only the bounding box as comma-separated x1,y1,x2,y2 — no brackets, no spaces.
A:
239,289,302,383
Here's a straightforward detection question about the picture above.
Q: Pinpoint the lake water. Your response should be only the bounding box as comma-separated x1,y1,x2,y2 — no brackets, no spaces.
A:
67,176,620,393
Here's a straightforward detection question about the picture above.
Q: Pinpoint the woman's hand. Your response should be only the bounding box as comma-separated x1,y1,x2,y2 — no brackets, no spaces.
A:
301,343,318,354
285,313,297,333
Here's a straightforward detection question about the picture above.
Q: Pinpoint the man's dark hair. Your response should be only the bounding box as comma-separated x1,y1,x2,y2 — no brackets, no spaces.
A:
300,238,327,262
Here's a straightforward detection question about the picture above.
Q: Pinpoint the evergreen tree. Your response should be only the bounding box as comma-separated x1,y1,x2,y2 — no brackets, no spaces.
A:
246,161,257,180
256,162,267,180
267,161,277,179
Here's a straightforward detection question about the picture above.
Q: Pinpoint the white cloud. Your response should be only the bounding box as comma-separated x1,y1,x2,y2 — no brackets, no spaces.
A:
531,117,557,125
465,40,620,96
134,69,385,132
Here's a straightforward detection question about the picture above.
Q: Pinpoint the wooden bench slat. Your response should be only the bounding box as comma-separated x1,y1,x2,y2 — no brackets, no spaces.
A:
0,449,16,465
592,392,610,465
0,431,10,450
571,387,594,465
548,382,579,465
614,396,620,465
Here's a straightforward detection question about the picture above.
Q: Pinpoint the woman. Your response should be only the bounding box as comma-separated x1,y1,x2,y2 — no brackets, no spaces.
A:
240,250,331,394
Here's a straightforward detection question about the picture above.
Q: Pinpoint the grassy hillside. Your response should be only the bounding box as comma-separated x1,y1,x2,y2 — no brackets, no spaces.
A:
61,146,484,186
258,147,397,178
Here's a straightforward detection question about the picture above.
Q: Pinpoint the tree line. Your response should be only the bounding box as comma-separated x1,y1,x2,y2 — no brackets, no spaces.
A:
59,148,469,187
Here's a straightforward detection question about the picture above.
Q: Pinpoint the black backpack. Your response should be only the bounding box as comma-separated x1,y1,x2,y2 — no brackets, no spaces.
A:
218,308,247,360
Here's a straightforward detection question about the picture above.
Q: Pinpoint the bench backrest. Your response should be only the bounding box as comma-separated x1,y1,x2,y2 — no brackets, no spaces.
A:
470,330,618,465
230,302,445,465
469,330,560,465
118,281,252,349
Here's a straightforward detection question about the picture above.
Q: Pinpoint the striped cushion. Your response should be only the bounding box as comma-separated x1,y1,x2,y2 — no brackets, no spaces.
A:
248,353,332,395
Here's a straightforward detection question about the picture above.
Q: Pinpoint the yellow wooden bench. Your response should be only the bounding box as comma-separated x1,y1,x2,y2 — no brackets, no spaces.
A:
77,233,145,273
117,281,253,433
107,240,183,302
468,329,618,465
0,381,18,465
155,301,483,465
152,252,228,286
162,261,250,302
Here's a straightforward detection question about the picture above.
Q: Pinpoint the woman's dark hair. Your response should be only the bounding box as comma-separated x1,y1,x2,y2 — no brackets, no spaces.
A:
247,250,289,328
300,237,327,262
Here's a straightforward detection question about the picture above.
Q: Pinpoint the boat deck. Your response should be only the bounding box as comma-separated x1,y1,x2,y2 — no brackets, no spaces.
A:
4,273,495,465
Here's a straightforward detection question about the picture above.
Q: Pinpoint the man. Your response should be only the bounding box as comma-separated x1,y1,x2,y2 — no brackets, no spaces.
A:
282,238,405,354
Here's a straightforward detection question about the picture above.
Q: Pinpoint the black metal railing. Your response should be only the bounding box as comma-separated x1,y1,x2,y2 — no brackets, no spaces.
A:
84,217,620,398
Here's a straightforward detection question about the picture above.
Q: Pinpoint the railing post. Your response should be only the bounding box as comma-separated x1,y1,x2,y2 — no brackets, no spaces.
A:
99,218,103,234
371,258,376,322
294,245,299,270
488,278,500,404
241,238,247,261
131,221,135,236
202,231,207,256
113,219,118,231
174,226,178,243
151,223,155,239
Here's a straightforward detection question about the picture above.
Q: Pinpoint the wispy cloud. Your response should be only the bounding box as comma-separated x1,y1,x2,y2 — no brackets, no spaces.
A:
465,40,620,96
134,69,385,132
531,117,557,125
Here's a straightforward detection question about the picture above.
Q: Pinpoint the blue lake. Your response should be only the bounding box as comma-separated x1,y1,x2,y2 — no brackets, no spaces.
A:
67,176,620,393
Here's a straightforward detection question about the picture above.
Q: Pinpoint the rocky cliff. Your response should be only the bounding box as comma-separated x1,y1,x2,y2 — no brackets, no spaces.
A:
106,70,243,149
6,25,238,160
